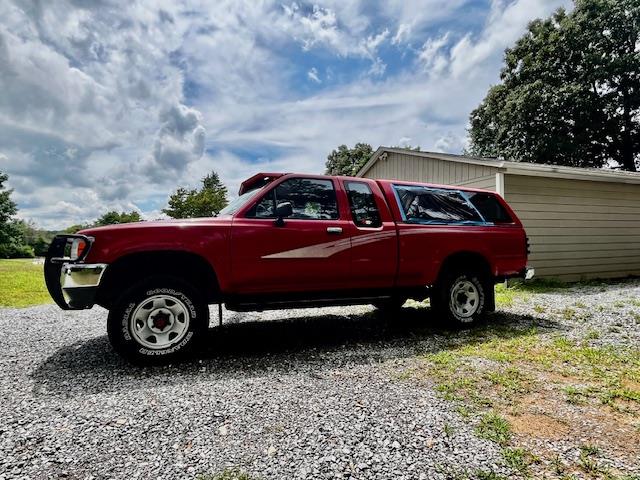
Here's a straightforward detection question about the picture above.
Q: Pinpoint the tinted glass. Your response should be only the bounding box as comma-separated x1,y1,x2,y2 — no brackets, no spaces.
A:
394,185,482,223
345,181,381,227
467,192,513,223
247,178,339,220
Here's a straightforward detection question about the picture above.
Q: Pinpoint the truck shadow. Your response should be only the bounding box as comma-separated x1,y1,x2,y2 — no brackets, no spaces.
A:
31,306,565,397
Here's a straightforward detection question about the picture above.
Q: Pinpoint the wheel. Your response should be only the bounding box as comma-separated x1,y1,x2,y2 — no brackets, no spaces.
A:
107,275,209,364
372,296,406,312
431,268,488,325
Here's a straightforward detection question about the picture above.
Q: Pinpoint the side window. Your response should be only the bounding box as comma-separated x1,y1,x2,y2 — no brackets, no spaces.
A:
247,178,339,220
250,190,276,218
394,185,483,223
466,192,513,223
345,181,382,228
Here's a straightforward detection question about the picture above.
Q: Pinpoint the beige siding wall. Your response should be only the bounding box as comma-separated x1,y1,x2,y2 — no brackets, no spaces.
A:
456,175,496,190
505,174,640,281
365,152,497,186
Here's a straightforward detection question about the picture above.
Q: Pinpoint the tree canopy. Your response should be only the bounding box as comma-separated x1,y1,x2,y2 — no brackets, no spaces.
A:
163,171,228,219
468,0,639,171
64,210,142,234
95,210,142,226
0,172,35,258
325,143,373,176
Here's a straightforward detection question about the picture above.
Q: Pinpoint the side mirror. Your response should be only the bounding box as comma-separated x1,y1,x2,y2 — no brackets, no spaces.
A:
274,202,293,227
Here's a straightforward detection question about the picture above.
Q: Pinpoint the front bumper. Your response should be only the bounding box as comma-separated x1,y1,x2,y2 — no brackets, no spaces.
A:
44,235,107,310
60,263,108,309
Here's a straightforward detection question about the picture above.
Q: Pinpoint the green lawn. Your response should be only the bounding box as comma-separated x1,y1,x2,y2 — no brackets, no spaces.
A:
0,259,52,308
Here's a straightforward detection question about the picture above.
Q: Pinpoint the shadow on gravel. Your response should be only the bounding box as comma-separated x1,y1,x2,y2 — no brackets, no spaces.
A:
32,306,564,397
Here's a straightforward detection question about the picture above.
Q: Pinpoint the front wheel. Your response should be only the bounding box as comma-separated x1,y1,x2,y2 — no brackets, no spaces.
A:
107,276,209,364
431,269,488,326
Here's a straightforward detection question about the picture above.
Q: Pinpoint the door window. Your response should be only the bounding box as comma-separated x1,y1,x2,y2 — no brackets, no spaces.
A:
345,181,382,227
247,178,339,220
393,185,483,224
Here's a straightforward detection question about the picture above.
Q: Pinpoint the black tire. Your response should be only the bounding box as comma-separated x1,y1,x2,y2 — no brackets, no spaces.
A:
107,275,209,364
372,296,406,312
430,268,488,326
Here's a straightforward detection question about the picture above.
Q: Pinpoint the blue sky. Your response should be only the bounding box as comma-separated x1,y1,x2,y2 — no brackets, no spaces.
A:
0,0,570,229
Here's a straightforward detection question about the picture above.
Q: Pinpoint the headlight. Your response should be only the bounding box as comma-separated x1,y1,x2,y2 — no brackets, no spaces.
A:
62,237,92,261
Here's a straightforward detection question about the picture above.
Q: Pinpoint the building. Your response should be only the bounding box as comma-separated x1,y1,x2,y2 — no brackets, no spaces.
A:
358,147,640,281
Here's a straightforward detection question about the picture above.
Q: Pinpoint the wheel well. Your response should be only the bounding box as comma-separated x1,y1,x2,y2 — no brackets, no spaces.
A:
96,250,219,309
435,251,495,312
436,251,493,283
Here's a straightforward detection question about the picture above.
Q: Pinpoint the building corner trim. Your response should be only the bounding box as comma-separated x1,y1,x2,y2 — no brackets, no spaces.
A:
496,172,505,198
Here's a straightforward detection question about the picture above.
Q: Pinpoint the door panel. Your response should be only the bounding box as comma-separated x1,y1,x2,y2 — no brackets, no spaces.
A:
343,180,398,289
230,218,351,293
230,176,351,294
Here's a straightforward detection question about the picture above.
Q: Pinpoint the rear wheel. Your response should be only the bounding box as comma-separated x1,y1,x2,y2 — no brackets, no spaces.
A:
431,268,488,326
107,276,209,364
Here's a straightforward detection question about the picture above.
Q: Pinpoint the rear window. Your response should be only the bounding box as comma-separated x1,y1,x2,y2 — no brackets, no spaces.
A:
393,185,483,224
466,192,513,223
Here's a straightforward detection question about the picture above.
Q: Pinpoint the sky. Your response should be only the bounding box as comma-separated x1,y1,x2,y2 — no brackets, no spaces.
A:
0,0,571,230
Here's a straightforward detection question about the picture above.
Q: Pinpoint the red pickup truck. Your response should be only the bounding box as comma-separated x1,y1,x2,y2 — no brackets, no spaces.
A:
45,173,532,362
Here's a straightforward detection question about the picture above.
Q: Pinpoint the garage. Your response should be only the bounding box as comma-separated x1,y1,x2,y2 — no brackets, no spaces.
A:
357,147,640,281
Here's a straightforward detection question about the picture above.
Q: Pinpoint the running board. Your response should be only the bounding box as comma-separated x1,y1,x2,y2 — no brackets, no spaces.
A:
225,295,393,312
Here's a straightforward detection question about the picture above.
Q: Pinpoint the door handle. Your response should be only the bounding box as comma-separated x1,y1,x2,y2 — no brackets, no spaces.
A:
326,227,343,234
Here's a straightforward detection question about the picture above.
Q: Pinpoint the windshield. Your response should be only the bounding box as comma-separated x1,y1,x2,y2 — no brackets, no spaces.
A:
217,188,262,216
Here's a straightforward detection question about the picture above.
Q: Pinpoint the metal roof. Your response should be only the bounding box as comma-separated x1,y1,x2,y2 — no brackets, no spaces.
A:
357,147,640,185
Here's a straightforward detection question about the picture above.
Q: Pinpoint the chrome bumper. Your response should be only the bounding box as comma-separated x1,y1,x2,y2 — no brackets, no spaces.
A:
61,263,108,289
59,263,107,308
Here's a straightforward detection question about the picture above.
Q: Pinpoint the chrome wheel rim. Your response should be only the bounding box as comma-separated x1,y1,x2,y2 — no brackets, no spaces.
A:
130,294,190,349
450,279,480,319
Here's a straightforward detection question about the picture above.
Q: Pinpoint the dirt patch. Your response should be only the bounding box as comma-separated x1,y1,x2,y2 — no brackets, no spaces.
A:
510,380,640,471
508,412,570,440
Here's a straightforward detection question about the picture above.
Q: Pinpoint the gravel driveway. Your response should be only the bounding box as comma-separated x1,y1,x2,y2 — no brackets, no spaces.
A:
1,280,639,480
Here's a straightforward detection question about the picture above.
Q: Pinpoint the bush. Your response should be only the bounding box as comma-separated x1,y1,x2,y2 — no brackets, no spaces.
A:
0,243,35,259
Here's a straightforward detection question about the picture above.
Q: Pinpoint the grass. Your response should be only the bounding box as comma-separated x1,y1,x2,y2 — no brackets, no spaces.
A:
476,412,511,446
0,259,51,307
495,279,569,307
414,319,640,478
196,469,256,480
502,447,538,475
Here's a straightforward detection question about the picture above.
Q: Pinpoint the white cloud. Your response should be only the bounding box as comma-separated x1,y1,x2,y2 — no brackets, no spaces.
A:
417,33,451,75
308,67,321,83
149,104,206,175
0,0,572,229
392,24,412,45
367,57,387,77
450,0,571,77
435,132,467,153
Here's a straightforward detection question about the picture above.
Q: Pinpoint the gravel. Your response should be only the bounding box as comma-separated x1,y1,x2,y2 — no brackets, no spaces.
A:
1,279,639,480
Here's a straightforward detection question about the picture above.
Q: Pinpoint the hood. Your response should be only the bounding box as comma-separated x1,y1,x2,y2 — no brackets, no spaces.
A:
79,216,232,236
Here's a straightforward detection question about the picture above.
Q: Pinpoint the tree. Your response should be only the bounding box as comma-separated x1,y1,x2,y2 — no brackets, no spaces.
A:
325,143,374,176
95,210,142,226
163,171,228,219
0,172,33,258
468,0,639,171
64,211,141,233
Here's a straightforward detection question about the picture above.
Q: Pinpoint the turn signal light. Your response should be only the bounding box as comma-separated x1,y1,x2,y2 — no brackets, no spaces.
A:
70,238,88,260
